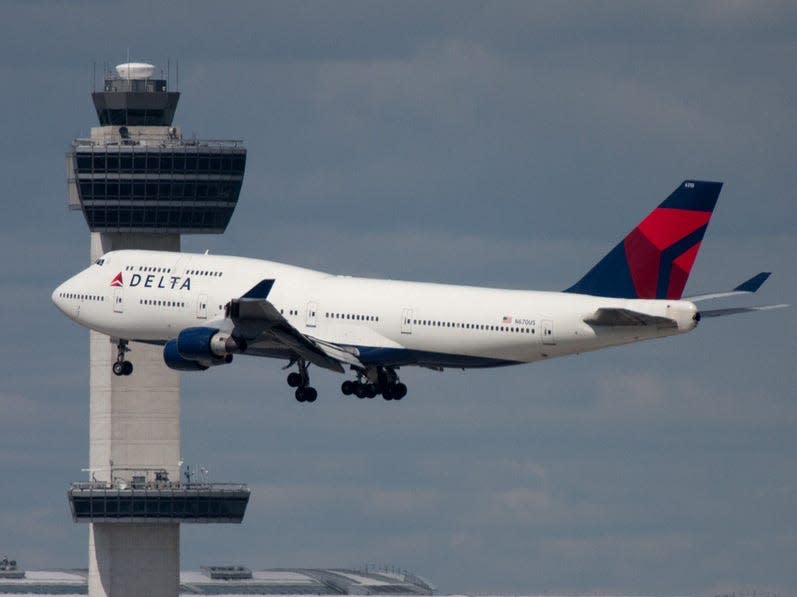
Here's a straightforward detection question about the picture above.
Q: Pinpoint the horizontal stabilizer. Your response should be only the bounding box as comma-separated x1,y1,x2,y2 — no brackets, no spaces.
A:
584,308,678,328
699,304,789,318
688,272,772,302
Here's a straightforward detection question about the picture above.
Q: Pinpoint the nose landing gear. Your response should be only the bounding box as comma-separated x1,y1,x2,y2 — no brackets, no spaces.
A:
111,339,133,376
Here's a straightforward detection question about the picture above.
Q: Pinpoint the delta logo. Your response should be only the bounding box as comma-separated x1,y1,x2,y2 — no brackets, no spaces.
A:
110,271,192,291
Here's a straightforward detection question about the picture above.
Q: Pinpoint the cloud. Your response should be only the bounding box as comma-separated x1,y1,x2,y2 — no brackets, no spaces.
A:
589,367,797,427
2,2,797,594
0,393,40,425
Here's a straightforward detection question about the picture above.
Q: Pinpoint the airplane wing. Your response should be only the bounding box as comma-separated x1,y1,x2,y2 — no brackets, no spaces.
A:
584,308,678,328
228,279,362,373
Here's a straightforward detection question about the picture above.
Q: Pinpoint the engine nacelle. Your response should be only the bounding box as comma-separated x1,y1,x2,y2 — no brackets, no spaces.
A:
176,327,244,361
163,327,244,372
163,339,209,371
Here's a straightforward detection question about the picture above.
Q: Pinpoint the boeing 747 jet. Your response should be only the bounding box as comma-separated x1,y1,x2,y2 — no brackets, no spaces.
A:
53,180,784,402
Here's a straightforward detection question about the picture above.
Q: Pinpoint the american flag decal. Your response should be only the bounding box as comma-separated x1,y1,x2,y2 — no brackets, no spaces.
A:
502,316,513,324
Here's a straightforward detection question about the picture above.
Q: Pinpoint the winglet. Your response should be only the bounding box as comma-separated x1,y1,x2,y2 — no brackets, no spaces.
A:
242,279,275,299
734,272,771,293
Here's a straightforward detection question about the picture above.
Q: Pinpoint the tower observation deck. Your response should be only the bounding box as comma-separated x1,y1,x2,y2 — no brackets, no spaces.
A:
64,62,248,597
67,62,246,233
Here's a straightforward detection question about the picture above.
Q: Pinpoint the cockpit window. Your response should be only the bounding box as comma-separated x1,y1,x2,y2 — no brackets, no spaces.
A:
95,258,105,266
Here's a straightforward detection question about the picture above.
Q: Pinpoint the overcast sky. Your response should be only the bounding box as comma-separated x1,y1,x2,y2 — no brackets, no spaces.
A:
1,2,796,596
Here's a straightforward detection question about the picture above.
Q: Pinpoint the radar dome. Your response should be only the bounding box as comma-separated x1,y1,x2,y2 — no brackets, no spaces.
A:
115,62,156,80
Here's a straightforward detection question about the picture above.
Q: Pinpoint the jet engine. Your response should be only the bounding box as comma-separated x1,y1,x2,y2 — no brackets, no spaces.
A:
163,339,210,371
162,327,245,371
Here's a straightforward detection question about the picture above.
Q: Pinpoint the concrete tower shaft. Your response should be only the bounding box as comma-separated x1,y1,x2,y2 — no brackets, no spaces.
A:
65,62,248,597
88,232,181,487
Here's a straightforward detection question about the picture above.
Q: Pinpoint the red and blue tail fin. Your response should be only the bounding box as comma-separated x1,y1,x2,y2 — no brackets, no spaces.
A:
564,180,723,300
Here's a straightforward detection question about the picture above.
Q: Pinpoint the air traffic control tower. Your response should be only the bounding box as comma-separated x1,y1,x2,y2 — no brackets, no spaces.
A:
65,62,249,597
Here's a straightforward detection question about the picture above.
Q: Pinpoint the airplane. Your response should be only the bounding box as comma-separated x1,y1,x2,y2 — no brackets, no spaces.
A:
52,180,785,403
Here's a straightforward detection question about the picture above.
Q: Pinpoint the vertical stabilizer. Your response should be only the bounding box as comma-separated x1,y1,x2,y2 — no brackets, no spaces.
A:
564,180,722,299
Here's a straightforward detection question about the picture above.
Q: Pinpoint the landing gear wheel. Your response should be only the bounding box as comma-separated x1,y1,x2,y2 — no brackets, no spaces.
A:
394,383,407,400
112,339,132,376
112,360,133,377
347,368,408,401
295,386,317,403
287,372,302,387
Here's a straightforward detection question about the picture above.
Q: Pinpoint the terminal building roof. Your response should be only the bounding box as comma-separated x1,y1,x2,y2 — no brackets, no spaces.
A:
0,566,436,596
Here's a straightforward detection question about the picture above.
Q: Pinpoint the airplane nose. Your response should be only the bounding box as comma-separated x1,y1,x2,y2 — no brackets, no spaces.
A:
52,283,67,314
52,270,90,321
52,278,81,319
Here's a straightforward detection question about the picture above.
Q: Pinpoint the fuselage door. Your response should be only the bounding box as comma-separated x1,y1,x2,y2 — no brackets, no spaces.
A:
401,308,413,335
196,293,208,319
306,301,318,328
542,319,555,345
113,287,123,313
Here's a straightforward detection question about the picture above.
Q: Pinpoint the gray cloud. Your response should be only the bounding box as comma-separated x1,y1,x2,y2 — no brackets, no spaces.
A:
0,2,795,595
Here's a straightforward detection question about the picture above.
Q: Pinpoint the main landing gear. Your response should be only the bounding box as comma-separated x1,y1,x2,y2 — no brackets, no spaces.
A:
286,359,407,402
111,339,133,376
286,359,317,403
284,362,407,403
340,367,407,401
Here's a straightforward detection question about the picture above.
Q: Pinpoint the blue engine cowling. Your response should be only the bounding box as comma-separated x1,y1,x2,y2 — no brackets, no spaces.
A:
176,327,224,361
162,327,241,372
163,339,209,371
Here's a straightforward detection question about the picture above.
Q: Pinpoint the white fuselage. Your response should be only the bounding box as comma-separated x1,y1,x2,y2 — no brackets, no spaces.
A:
52,249,699,370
